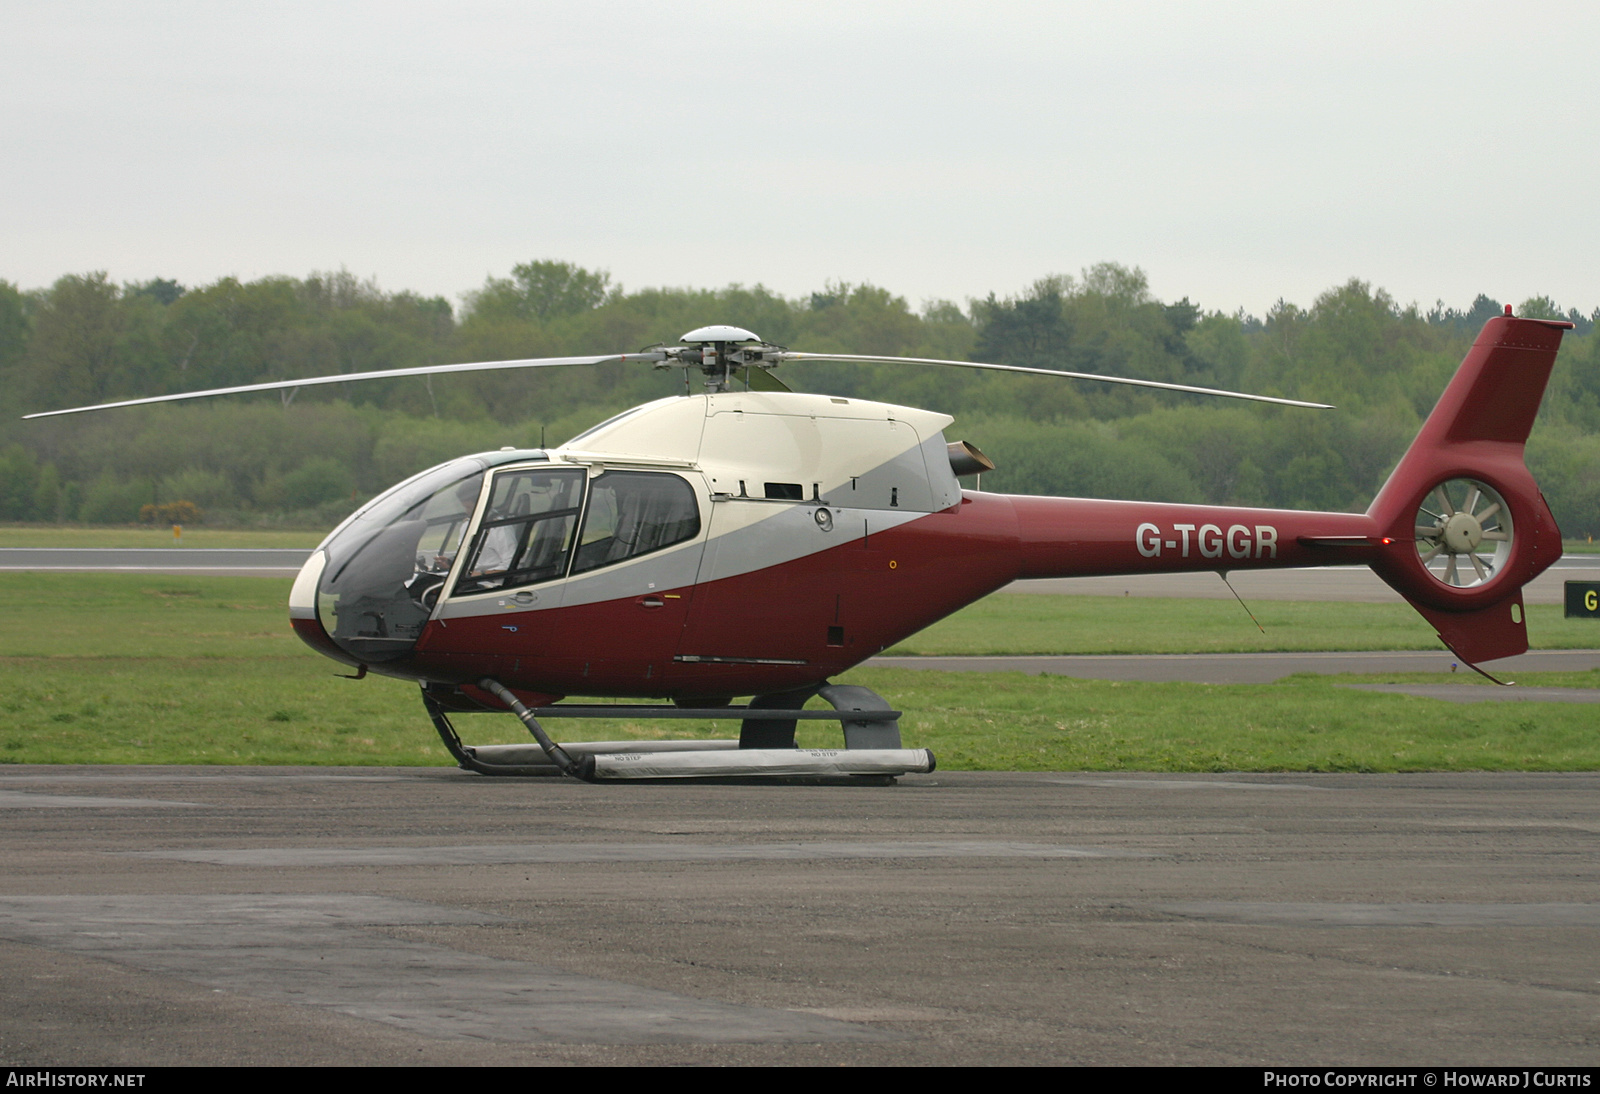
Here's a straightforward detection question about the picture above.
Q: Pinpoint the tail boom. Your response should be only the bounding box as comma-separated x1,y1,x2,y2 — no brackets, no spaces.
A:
1006,495,1379,580
995,314,1572,666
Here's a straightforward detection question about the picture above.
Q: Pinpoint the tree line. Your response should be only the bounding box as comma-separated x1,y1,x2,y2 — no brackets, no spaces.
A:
2,261,1597,535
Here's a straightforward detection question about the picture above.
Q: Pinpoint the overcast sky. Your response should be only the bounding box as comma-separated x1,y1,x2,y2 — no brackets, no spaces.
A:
5,1,1597,319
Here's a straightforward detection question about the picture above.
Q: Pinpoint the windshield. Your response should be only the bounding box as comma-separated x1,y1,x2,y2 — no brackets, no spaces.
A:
316,456,486,662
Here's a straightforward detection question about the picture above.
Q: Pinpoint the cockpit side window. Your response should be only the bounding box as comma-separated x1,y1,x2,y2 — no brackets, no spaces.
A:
571,471,700,575
452,468,586,596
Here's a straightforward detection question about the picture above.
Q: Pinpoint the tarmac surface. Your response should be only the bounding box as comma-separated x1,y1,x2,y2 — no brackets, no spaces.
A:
2,765,1598,1066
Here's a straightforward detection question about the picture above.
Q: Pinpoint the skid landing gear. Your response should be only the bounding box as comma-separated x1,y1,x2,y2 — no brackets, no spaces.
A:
423,681,935,782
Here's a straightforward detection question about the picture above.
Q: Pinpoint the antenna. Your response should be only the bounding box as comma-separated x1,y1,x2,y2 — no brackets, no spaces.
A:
1218,572,1266,635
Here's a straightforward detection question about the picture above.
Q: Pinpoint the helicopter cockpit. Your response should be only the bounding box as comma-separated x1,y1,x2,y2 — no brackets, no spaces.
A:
307,451,541,662
302,447,707,665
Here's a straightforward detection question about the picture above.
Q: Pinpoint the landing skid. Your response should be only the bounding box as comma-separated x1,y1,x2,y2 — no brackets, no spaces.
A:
423,681,935,782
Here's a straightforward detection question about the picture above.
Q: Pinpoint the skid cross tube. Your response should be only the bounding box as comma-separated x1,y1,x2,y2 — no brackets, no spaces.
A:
423,685,907,778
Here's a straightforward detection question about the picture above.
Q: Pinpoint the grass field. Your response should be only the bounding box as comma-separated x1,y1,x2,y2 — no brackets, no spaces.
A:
1,573,1595,771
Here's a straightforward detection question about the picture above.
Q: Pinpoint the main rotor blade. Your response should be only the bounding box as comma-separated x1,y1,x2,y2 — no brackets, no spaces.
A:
771,352,1334,409
21,351,669,420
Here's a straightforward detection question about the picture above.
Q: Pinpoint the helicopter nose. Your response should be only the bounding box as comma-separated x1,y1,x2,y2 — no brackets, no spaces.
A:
287,550,361,670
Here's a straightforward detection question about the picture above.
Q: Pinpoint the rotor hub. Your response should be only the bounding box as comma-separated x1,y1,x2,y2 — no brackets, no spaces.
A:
680,325,759,344
654,326,788,394
1414,478,1513,590
1440,511,1483,553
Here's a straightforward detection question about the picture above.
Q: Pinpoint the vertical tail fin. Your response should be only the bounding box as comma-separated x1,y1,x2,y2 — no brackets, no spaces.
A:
1366,313,1572,664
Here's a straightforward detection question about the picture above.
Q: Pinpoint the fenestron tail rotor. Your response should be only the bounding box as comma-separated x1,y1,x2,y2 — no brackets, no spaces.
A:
1413,478,1514,589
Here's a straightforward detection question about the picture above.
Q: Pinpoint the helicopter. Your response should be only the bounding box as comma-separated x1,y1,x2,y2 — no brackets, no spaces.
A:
25,312,1574,781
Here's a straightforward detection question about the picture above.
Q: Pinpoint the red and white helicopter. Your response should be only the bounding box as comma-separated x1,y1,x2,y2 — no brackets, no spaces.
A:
26,311,1573,781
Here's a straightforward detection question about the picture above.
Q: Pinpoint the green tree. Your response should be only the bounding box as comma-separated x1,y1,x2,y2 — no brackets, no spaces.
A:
466,261,614,323
282,457,355,510
0,445,40,519
1518,295,1566,321
972,276,1077,371
0,280,28,375
21,273,166,409
130,278,185,306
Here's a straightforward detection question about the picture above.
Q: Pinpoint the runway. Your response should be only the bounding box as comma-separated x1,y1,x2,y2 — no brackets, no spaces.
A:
5,548,1599,603
3,765,1597,1065
0,547,312,576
